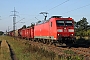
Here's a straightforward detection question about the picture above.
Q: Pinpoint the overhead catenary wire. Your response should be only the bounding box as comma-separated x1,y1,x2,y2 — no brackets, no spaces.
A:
15,18,25,24
34,0,70,20
46,0,70,12
27,1,90,24
61,4,90,14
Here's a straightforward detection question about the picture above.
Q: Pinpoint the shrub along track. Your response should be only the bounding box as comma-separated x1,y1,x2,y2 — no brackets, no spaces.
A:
0,40,18,60
25,40,90,60
70,48,90,59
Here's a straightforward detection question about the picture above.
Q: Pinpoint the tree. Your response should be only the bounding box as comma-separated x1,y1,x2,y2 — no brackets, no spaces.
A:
30,22,35,27
75,17,90,36
27,26,30,28
76,17,88,30
22,25,26,29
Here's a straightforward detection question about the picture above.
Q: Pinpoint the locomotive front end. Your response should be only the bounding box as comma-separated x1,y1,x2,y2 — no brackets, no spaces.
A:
56,17,75,44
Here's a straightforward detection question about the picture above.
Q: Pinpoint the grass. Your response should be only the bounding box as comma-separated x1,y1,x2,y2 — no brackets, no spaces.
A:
63,50,84,60
0,36,55,60
0,38,11,60
0,35,85,60
64,50,75,54
23,44,56,60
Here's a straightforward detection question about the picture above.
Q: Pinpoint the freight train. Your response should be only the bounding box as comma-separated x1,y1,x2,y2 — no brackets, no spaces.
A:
8,16,75,45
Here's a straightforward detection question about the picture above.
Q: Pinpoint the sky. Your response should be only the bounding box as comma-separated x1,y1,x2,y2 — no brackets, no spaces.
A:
0,0,90,32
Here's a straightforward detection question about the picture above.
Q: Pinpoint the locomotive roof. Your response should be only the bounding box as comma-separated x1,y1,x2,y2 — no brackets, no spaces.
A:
51,16,62,18
35,16,72,25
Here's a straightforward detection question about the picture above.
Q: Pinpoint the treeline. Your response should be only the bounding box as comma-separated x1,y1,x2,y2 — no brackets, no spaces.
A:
75,17,90,36
0,31,4,35
21,22,35,29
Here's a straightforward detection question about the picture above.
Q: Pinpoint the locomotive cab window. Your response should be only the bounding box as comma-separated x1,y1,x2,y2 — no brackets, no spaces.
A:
50,22,52,27
65,21,73,26
56,20,64,26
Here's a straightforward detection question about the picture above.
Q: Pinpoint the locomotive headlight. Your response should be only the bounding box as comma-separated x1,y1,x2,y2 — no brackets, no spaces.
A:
71,34,73,36
70,34,74,37
57,29,63,32
54,38,56,40
58,34,59,36
68,29,74,32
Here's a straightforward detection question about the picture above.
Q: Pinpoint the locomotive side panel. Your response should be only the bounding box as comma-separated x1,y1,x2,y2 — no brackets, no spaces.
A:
34,22,50,39
49,18,57,40
42,22,49,39
34,23,44,38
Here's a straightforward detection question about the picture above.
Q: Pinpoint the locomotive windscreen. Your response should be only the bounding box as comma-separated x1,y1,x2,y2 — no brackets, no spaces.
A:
65,21,72,26
56,21,64,26
56,20,73,26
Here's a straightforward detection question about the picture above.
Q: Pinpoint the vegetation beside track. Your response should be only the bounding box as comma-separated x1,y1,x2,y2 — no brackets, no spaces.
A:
0,36,85,60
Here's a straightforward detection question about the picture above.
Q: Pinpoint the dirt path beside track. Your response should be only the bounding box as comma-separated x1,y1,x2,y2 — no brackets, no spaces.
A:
0,40,11,60
0,40,18,60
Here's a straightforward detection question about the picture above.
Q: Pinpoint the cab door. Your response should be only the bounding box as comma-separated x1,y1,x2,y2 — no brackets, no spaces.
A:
49,20,57,40
49,21,53,39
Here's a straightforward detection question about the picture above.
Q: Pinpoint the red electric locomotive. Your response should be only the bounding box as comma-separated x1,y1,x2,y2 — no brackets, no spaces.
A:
34,16,75,45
